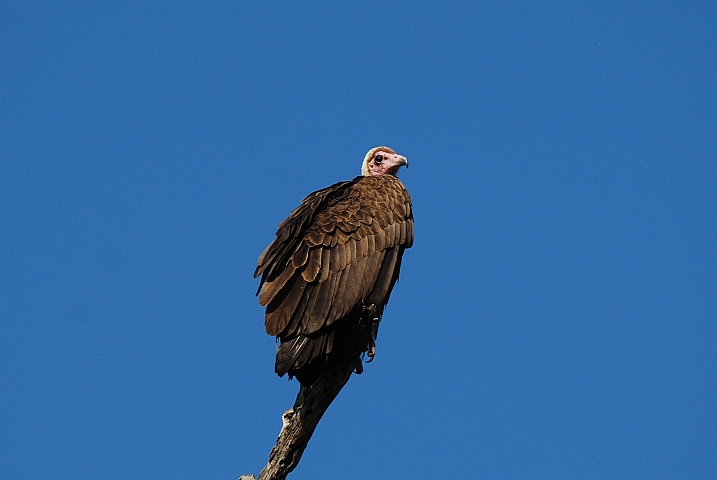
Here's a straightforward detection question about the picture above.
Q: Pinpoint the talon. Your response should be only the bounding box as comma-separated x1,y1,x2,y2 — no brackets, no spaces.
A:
366,333,376,362
366,345,376,362
353,356,364,375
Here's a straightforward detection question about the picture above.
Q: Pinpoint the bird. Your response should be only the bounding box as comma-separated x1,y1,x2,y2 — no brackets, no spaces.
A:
254,146,413,387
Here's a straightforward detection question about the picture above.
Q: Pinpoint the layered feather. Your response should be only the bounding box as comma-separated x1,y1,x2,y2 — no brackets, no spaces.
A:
256,174,413,384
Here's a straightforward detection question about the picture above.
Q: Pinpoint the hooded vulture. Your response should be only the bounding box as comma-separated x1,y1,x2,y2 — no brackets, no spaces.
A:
254,146,413,386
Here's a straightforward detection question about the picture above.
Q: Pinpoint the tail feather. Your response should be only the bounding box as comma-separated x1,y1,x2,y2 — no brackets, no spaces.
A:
275,331,335,385
274,309,373,387
275,336,307,376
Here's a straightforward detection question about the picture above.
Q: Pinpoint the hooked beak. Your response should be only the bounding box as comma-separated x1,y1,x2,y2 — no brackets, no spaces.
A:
388,154,408,170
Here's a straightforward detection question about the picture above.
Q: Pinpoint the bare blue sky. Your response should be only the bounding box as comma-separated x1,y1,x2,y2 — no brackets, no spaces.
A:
1,2,716,479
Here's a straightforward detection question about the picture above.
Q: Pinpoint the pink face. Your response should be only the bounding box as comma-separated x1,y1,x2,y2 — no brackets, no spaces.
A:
366,150,409,176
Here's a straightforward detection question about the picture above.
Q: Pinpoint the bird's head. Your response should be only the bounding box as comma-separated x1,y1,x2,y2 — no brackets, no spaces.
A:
361,146,409,177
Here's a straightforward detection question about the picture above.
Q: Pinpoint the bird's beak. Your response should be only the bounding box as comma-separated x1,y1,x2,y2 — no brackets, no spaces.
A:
390,154,408,169
382,153,409,176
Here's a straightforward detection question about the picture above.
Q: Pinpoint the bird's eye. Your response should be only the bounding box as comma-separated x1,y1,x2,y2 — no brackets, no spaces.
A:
375,155,384,165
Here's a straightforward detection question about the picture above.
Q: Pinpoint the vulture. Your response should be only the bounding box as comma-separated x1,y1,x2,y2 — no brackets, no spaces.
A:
254,147,413,387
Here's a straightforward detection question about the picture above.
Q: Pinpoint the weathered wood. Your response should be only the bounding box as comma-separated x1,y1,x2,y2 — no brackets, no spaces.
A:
239,350,361,480
256,354,358,480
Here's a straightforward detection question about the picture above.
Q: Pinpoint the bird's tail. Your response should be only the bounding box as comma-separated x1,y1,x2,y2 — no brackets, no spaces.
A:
275,331,334,386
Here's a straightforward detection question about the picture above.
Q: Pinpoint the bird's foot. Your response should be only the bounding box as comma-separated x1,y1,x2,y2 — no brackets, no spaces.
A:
362,303,377,318
366,338,376,363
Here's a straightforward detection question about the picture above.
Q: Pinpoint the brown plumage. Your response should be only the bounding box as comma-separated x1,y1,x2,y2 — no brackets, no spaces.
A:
255,147,413,386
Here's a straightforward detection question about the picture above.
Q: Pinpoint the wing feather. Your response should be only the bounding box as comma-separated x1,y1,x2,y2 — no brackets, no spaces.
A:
302,247,322,282
367,247,401,306
330,243,345,272
257,174,414,381
375,229,385,252
297,283,321,334
361,251,385,297
307,229,324,246
367,233,376,255
305,271,341,334
346,237,357,265
326,263,352,322
406,218,414,247
319,248,331,282
347,253,367,297
264,274,306,336
357,235,368,259
259,264,295,306
292,241,310,269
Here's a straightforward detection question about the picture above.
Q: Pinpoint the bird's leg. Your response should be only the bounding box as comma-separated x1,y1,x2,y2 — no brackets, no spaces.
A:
362,303,377,318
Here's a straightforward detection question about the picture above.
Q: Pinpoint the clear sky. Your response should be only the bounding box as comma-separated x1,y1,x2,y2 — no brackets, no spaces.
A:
1,2,715,479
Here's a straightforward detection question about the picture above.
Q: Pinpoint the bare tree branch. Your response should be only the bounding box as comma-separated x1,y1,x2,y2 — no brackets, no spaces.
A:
240,353,360,480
